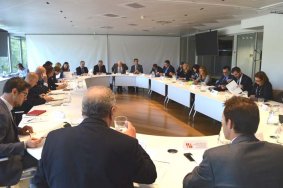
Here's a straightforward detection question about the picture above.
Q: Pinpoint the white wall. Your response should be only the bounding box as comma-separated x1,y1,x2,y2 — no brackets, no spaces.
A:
26,35,180,74
241,14,283,90
26,35,108,72
108,36,180,73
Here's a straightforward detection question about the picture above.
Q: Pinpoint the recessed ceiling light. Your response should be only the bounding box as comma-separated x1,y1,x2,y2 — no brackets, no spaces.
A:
140,15,145,20
46,2,50,5
60,10,63,13
64,16,67,19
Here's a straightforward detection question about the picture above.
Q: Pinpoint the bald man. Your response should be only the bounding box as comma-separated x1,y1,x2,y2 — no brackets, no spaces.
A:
13,72,53,114
32,86,157,188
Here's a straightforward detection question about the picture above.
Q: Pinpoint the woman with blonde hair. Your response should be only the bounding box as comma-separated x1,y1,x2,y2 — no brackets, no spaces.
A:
194,66,211,85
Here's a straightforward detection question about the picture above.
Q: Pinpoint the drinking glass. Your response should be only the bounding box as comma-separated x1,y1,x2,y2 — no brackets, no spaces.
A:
114,116,128,132
257,98,264,107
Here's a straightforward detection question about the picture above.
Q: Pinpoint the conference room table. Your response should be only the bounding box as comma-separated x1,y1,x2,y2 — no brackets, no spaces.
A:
19,74,283,187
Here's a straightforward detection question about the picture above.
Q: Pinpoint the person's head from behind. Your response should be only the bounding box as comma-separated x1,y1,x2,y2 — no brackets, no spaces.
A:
98,60,103,66
222,96,259,140
231,66,242,79
134,58,139,65
2,77,30,107
222,66,230,77
82,86,116,126
80,61,85,68
164,60,170,68
254,71,269,86
17,63,24,70
199,66,208,76
25,73,39,88
192,64,200,73
35,66,47,80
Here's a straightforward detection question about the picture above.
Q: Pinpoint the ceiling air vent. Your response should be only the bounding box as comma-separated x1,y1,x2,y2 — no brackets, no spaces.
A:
100,26,113,29
104,14,119,17
126,3,145,9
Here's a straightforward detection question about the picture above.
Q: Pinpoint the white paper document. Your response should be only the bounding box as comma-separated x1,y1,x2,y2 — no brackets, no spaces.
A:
226,80,242,95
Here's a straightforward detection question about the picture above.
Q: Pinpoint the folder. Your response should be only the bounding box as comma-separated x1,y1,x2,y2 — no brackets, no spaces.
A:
27,110,46,116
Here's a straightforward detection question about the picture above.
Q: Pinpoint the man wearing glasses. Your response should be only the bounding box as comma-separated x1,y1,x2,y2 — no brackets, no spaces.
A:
0,77,43,186
214,66,233,91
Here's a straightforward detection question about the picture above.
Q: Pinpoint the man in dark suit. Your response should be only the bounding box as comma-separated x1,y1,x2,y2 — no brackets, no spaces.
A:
150,64,163,77
93,60,107,75
0,77,42,186
214,66,234,91
130,58,143,74
76,61,89,75
163,60,175,78
183,96,283,188
31,86,157,188
231,66,253,96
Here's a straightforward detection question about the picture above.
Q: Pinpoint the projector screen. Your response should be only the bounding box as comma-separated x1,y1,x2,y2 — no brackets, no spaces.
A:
26,35,180,74
195,31,218,56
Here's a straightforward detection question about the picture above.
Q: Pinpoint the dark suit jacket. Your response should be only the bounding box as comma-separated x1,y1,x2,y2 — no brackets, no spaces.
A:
76,66,89,75
130,64,143,74
15,82,47,113
215,74,233,87
163,65,175,77
251,81,273,101
32,117,157,188
234,74,253,96
0,99,25,186
93,65,106,75
112,63,128,74
183,135,283,188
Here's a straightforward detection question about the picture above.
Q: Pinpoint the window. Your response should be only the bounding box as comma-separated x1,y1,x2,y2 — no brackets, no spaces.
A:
10,36,27,73
0,57,10,75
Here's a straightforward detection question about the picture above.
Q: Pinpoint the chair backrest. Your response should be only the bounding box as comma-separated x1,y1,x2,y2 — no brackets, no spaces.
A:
272,90,283,103
85,77,110,88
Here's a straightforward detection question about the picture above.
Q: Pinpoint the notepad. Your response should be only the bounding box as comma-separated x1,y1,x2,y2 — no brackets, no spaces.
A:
27,110,46,116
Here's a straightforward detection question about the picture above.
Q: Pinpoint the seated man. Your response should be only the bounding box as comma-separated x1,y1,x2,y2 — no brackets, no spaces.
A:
214,66,233,91
112,60,128,74
31,86,157,188
0,77,42,186
76,61,89,76
150,64,163,77
183,96,283,188
112,61,128,92
93,60,106,75
19,71,53,113
162,60,175,78
231,66,253,96
130,58,143,74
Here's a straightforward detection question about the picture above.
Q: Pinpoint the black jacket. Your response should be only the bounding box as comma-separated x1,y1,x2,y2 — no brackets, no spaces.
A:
32,117,157,188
